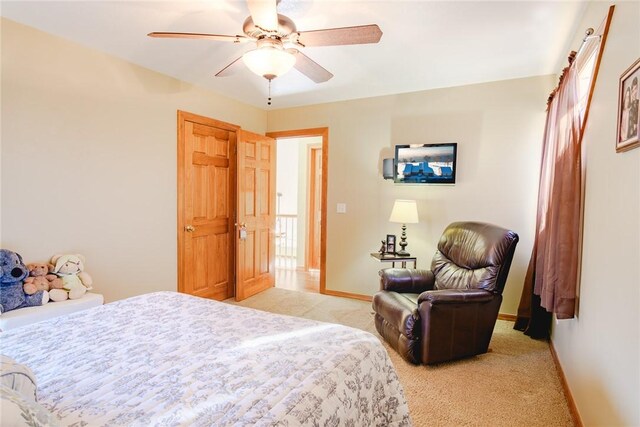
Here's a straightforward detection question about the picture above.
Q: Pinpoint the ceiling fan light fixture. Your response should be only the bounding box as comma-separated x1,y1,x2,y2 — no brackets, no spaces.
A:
242,46,296,80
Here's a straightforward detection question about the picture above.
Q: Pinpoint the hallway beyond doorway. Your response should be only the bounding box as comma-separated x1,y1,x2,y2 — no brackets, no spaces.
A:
274,135,322,293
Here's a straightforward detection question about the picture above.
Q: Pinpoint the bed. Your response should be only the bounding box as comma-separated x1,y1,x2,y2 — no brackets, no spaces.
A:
1,292,411,426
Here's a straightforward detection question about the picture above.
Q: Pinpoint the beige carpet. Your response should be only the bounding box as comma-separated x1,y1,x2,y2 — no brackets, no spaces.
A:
229,288,573,427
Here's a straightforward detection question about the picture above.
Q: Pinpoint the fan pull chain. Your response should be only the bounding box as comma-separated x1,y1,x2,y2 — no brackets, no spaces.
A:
267,79,272,106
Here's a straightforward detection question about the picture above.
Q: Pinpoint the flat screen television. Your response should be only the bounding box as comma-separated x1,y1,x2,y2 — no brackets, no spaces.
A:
394,143,457,184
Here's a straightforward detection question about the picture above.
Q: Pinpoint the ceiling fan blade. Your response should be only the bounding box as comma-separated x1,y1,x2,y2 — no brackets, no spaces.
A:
289,50,333,83
246,0,278,32
148,32,251,43
215,56,245,77
294,24,383,47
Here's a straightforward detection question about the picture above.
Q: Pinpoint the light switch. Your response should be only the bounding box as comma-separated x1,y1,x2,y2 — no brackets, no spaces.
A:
337,203,347,214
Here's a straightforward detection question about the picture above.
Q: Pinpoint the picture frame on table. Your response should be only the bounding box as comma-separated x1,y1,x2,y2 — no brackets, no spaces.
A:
616,57,640,153
386,234,396,255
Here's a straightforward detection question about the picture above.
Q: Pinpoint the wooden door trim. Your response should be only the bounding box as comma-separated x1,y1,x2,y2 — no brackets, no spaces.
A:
324,289,372,302
177,110,239,295
266,128,328,295
178,110,240,132
306,144,322,271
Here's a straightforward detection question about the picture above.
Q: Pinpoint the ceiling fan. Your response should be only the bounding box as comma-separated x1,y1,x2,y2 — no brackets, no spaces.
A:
148,0,383,84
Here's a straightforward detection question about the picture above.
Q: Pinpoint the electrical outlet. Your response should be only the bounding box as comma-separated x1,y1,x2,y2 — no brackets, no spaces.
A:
337,203,347,214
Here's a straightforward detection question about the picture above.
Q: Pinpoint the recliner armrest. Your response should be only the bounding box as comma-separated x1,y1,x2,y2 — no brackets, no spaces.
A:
417,289,494,305
379,268,435,293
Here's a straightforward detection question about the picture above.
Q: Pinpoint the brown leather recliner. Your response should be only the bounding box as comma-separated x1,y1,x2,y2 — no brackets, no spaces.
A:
372,222,519,365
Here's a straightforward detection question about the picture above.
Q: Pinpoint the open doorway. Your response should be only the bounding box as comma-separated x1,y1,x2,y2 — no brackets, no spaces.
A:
274,136,322,293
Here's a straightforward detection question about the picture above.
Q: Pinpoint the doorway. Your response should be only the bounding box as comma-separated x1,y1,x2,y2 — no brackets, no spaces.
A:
268,128,328,295
273,136,321,292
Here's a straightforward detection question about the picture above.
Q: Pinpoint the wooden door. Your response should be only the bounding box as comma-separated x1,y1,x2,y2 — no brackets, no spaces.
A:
235,130,276,301
307,145,322,270
178,111,237,300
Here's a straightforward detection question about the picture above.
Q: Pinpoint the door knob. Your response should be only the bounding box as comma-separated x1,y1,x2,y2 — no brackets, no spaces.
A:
185,225,195,232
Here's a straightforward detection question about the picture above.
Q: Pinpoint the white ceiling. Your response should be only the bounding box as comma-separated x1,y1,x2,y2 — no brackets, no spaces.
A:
1,1,586,109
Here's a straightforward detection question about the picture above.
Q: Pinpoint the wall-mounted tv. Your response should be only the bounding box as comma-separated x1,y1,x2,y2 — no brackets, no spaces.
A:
394,143,457,184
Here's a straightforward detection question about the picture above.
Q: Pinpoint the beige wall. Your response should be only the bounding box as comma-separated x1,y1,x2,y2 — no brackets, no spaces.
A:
268,74,556,315
0,19,267,303
552,2,640,426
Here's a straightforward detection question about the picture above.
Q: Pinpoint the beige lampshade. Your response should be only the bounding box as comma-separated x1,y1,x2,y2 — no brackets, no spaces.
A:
389,199,419,224
243,47,296,79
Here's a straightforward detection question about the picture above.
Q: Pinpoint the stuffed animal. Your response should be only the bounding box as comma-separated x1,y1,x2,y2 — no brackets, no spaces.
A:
50,254,93,300
23,263,63,295
0,250,49,315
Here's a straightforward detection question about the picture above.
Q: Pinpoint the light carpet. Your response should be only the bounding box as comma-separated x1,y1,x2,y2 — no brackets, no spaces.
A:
229,287,573,427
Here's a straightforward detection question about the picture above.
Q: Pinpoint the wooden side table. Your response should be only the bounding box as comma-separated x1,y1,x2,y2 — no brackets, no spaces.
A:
370,252,417,268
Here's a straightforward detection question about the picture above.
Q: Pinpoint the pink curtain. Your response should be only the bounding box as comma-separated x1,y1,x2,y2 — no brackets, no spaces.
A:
516,59,583,333
534,63,582,319
516,8,613,335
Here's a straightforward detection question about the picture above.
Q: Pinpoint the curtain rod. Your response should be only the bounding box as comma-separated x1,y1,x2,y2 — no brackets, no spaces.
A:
576,28,602,57
547,27,602,107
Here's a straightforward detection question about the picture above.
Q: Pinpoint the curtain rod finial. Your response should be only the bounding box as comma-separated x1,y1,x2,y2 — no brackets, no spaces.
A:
583,28,595,42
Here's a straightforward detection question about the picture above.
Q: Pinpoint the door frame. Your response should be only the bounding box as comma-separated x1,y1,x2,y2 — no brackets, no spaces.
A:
177,110,239,296
266,128,328,295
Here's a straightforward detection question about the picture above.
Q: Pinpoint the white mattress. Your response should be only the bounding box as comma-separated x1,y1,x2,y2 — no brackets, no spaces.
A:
1,291,411,426
0,292,103,331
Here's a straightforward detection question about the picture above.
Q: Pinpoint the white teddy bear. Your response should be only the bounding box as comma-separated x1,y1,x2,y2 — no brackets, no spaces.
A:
49,254,93,302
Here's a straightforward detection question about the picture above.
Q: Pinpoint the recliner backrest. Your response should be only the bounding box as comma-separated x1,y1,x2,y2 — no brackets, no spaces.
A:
430,222,519,293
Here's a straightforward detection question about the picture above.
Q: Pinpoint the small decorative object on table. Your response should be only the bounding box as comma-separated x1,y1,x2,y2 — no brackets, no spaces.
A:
379,240,386,254
386,234,396,254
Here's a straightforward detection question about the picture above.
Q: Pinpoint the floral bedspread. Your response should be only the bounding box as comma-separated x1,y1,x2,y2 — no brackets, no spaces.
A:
2,292,411,426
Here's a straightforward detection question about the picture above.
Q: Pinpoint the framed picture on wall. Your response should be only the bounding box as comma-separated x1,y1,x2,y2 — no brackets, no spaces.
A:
616,57,640,152
386,234,396,254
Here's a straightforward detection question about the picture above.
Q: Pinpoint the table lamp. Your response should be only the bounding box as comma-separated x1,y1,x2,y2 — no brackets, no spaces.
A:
389,199,419,256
